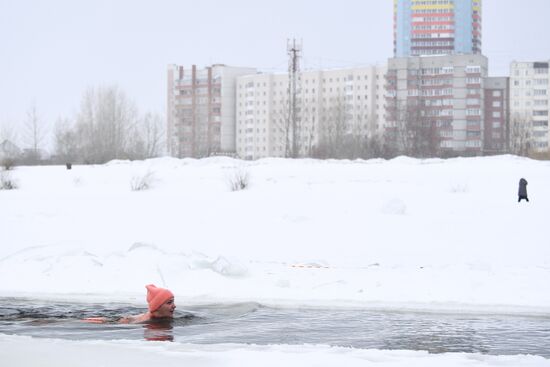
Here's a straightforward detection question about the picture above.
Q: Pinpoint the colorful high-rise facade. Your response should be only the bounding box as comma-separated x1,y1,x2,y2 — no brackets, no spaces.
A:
394,0,482,57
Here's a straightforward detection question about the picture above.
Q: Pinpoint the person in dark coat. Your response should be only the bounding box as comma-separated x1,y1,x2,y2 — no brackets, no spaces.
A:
518,178,529,202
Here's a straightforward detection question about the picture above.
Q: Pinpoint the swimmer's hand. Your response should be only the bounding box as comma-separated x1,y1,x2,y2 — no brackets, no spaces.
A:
82,317,108,324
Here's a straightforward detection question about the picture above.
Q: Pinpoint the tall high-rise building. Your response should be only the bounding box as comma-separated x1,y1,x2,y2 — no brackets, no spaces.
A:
167,64,256,158
235,66,387,160
394,0,482,57
385,54,488,155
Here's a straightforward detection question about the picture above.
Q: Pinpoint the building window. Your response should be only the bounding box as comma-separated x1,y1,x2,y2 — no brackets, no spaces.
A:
492,90,502,97
466,140,481,147
492,101,501,108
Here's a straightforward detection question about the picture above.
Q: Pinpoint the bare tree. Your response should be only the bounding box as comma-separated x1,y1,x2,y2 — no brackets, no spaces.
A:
22,102,48,162
392,99,415,155
0,120,21,168
386,94,442,158
0,120,19,145
271,92,320,159
53,86,166,164
127,112,166,159
316,94,348,158
54,117,79,163
272,95,291,158
509,112,533,156
299,97,319,157
75,86,138,163
314,94,383,159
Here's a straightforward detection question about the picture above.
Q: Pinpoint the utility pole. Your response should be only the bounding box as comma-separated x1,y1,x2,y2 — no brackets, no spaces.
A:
286,39,302,158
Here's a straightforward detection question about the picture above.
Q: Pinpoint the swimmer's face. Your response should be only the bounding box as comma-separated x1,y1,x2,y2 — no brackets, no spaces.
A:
153,297,176,318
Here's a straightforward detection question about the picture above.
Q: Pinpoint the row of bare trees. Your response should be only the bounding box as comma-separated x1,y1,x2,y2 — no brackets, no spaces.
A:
3,87,542,164
1,86,166,165
270,92,444,160
385,96,446,158
1,102,49,165
312,98,386,159
270,94,544,160
268,93,386,160
508,112,545,157
54,86,165,164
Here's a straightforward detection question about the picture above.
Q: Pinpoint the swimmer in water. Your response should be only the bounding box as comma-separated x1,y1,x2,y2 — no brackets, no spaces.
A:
83,284,175,324
120,284,176,323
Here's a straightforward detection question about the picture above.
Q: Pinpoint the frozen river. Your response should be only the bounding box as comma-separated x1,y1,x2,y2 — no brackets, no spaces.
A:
1,298,549,357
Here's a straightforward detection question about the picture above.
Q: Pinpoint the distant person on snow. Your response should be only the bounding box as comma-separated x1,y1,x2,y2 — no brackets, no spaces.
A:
83,284,176,324
518,178,529,203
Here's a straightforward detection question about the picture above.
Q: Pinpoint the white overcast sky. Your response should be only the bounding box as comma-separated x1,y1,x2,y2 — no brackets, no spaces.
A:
1,0,550,143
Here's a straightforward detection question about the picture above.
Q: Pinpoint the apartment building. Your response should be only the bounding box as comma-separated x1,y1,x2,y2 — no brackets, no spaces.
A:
510,61,550,152
394,0,482,57
386,54,488,155
483,77,509,154
235,66,387,160
167,64,256,158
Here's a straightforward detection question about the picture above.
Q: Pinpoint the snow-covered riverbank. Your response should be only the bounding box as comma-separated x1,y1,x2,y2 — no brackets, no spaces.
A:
1,156,549,364
1,156,548,312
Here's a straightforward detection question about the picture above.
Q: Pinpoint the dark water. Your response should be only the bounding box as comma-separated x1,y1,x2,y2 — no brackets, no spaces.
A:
1,298,549,357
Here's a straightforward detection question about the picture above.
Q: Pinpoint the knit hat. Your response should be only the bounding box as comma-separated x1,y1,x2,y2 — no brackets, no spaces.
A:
145,284,174,312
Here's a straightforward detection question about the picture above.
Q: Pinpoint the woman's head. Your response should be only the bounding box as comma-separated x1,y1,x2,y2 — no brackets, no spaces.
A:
145,284,176,318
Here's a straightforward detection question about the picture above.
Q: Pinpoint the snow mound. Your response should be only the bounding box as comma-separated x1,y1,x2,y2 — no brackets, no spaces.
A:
381,198,407,215
210,256,247,277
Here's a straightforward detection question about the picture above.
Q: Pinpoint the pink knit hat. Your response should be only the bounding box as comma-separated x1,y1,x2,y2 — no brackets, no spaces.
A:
145,284,174,312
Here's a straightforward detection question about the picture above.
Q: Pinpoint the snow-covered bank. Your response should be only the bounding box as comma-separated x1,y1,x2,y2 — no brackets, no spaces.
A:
1,156,549,313
1,334,549,367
